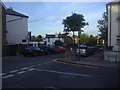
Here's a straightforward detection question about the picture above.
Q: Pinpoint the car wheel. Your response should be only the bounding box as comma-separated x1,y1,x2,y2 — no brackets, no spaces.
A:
47,52,50,55
23,55,27,57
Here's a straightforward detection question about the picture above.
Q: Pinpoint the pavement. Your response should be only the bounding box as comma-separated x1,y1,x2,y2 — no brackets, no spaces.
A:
54,51,119,68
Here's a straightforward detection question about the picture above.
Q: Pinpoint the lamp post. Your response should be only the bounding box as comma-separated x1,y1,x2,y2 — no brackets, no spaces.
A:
78,29,81,61
26,32,30,47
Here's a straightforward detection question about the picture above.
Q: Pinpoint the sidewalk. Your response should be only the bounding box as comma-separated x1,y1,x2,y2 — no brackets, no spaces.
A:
55,52,118,68
2,55,24,60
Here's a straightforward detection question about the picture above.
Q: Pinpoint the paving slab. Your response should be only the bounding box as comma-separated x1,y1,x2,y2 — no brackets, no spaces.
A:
55,52,118,68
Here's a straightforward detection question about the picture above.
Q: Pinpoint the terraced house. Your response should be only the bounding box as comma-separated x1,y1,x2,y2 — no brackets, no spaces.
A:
104,1,120,62
6,8,29,45
1,2,29,56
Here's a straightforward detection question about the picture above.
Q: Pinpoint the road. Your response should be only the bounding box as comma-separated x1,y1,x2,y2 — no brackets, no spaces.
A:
2,53,118,88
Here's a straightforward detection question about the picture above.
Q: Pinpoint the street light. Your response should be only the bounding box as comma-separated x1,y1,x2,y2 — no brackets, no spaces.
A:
78,29,81,61
26,32,30,47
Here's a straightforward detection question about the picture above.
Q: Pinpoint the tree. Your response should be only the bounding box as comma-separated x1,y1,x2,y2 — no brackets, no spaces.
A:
31,36,36,41
87,35,97,46
31,35,43,42
54,40,63,46
79,34,97,46
79,34,89,44
97,12,108,48
36,35,43,41
62,13,88,44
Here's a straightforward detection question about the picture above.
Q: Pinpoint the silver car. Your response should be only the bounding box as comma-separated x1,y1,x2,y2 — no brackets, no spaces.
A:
76,45,90,56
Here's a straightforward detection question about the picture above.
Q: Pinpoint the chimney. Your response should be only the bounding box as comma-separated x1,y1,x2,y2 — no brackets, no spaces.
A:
8,7,13,10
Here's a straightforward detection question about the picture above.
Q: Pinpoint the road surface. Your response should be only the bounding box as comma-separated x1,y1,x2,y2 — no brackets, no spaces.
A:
2,53,118,88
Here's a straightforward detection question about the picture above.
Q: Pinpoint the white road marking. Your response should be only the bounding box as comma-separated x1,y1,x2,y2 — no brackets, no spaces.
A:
43,63,48,64
9,70,19,73
65,72,91,77
2,74,14,78
27,68,35,71
0,73,6,76
43,86,57,89
37,64,41,66
29,66,35,68
43,62,52,65
35,69,92,77
17,71,26,74
20,67,29,70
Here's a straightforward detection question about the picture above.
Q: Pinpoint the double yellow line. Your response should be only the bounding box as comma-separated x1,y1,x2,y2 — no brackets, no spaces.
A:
53,59,100,69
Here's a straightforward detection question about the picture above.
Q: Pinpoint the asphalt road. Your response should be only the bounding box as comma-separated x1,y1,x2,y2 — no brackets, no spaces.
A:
2,53,119,88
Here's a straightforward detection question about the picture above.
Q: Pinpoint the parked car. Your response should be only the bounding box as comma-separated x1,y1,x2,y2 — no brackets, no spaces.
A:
87,46,96,55
40,45,56,55
23,46,45,57
54,46,65,53
76,45,90,57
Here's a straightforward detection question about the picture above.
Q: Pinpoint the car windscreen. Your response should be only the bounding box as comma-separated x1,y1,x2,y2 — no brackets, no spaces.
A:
25,47,34,50
78,47,87,49
34,47,40,50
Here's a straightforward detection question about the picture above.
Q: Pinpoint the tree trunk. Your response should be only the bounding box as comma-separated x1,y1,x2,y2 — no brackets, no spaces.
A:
73,31,75,44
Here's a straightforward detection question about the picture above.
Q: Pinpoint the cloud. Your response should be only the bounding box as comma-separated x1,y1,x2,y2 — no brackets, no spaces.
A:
28,18,44,23
48,16,61,23
51,18,61,23
48,12,67,23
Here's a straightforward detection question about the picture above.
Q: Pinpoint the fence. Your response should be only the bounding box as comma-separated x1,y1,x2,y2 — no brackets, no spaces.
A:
2,44,27,56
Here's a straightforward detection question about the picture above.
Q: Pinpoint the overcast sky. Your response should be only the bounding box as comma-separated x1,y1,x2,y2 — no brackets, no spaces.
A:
4,2,108,37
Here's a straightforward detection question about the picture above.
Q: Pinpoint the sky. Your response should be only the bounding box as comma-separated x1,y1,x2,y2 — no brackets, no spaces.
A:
4,2,108,37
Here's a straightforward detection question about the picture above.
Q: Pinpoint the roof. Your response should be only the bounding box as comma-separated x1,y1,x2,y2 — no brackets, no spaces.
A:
0,2,7,10
46,34,67,38
58,34,66,38
6,8,29,18
46,34,55,38
107,1,120,6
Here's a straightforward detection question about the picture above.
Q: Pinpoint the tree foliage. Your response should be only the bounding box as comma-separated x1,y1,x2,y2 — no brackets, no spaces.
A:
97,12,108,42
31,35,43,42
62,13,88,43
54,40,63,46
79,34,89,44
87,35,97,46
79,34,97,46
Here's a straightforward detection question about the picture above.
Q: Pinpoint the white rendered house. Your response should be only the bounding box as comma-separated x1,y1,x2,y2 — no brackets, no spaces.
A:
45,33,66,46
6,8,29,45
104,2,120,62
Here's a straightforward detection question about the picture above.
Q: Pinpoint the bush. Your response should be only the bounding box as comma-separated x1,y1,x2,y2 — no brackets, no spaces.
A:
54,40,63,46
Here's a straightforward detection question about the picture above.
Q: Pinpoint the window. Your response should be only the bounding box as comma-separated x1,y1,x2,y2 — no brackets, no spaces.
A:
22,39,26,42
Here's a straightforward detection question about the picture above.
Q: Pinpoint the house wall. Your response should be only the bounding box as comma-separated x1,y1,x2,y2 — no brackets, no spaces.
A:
105,3,120,62
104,51,119,62
6,14,28,44
118,4,120,52
0,4,2,57
2,5,6,48
1,3,8,56
108,4,119,51
0,4,2,89
46,38,64,46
